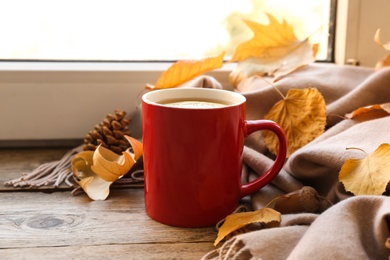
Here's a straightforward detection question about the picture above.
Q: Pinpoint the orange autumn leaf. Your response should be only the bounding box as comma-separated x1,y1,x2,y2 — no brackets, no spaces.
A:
264,88,326,157
345,103,390,119
339,144,390,195
229,13,318,86
91,136,143,182
214,207,280,246
124,135,144,161
72,136,143,200
147,52,225,89
375,55,390,70
385,237,390,249
91,145,135,182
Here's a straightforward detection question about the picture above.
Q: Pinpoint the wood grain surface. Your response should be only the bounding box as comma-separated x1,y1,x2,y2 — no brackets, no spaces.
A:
0,148,217,259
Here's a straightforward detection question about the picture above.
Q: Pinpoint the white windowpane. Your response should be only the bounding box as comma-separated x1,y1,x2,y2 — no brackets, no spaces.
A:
0,0,332,61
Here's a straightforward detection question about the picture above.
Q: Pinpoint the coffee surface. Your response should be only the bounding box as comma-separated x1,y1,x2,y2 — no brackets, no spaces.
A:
160,98,229,108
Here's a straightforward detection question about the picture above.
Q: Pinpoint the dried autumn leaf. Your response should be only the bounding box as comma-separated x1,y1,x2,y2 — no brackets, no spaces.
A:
91,145,134,182
374,29,390,69
345,103,390,119
230,14,297,62
72,136,143,200
72,151,111,200
146,52,225,89
125,135,144,161
374,28,390,51
339,144,390,196
264,88,326,157
385,237,390,249
72,151,94,174
214,207,280,246
229,14,318,86
375,55,390,70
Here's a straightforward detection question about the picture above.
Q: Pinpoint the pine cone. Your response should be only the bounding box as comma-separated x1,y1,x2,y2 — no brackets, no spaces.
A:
83,110,131,154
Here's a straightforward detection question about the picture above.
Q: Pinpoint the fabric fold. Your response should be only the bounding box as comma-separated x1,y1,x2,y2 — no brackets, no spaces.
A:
203,63,390,259
204,196,390,260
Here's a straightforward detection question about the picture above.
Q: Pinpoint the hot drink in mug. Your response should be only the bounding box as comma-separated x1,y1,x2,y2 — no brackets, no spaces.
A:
142,88,287,227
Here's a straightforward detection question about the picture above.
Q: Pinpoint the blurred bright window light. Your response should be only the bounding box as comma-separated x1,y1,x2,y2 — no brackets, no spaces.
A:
0,0,334,61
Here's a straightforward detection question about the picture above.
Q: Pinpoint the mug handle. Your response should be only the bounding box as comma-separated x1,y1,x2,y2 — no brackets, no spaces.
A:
240,120,287,198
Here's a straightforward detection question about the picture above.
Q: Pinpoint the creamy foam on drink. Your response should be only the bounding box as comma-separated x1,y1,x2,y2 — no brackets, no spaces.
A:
160,99,229,108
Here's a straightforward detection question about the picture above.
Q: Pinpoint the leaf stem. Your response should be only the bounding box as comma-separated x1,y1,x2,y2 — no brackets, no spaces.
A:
265,193,292,208
256,76,286,100
346,147,369,157
327,113,348,120
319,196,333,208
272,84,286,100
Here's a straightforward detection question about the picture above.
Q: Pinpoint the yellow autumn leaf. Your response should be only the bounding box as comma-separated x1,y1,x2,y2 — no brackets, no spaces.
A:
264,88,326,157
72,150,94,174
231,14,298,62
71,136,143,200
345,103,390,119
229,14,318,86
214,207,281,246
146,52,225,89
339,144,390,195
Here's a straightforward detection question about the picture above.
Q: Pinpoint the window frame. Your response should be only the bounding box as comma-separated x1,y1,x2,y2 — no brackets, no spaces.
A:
6,0,377,146
0,61,234,146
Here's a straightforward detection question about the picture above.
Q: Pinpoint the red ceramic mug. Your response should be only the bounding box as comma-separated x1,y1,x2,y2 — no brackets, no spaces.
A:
142,88,287,227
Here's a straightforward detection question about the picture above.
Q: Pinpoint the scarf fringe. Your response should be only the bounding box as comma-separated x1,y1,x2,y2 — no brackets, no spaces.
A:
4,145,145,191
4,145,83,188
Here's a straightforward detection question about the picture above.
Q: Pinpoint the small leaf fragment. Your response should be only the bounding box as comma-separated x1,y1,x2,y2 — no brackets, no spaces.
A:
339,144,390,195
264,88,326,157
147,52,225,89
385,237,390,249
72,151,94,175
374,29,390,69
374,28,390,51
124,135,143,161
214,207,281,246
345,103,390,119
80,176,111,201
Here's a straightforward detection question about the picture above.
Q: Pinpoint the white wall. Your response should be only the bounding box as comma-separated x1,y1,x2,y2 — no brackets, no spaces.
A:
336,0,390,67
0,63,232,145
